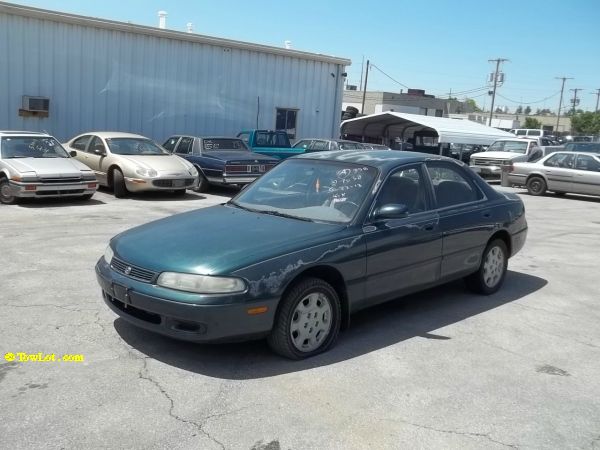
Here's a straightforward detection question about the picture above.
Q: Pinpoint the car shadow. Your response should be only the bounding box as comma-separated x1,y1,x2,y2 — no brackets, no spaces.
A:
126,191,205,202
515,191,600,203
16,197,106,208
114,270,547,379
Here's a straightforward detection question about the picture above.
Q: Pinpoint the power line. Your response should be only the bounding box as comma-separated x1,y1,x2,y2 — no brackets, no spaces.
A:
369,63,410,89
496,91,560,105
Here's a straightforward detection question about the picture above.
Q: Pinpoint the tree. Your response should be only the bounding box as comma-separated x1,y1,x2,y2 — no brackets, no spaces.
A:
524,106,532,115
535,108,542,115
464,98,481,112
523,117,542,129
495,107,503,113
515,105,523,114
570,112,600,134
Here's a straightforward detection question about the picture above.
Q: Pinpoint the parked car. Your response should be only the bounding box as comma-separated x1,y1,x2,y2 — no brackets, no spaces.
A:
563,142,600,153
359,143,392,150
510,128,551,138
96,150,527,359
502,151,600,197
469,138,550,179
65,132,198,197
237,130,299,159
292,138,368,152
162,136,279,192
0,131,97,204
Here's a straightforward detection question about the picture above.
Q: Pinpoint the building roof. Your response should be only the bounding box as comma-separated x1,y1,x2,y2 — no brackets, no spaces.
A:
0,2,351,66
341,112,514,146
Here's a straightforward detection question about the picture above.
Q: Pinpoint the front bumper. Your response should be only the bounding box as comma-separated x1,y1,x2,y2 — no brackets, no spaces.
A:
9,180,97,198
469,165,502,178
207,175,259,185
124,176,198,192
95,258,277,343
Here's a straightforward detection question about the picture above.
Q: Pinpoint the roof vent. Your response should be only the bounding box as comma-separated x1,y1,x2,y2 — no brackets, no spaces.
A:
158,11,167,29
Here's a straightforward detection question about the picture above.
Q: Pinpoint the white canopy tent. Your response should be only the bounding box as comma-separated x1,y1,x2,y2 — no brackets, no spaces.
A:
341,112,514,148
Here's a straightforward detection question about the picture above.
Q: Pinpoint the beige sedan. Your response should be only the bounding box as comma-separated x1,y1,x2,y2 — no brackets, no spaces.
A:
64,132,198,197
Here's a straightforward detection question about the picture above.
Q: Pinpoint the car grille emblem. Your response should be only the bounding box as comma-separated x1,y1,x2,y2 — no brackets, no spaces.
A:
124,266,132,275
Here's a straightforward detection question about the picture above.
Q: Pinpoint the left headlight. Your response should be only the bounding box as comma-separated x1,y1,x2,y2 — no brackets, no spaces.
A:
188,166,198,177
103,245,114,264
135,167,158,177
157,272,246,294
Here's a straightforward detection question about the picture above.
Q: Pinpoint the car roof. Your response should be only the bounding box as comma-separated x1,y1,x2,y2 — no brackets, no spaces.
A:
0,131,51,137
75,131,149,139
173,136,243,140
295,150,448,168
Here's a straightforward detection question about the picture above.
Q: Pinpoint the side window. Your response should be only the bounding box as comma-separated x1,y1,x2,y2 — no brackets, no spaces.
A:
426,162,482,208
544,153,575,168
528,130,541,137
175,137,193,155
71,135,91,151
162,137,179,152
238,133,249,144
575,155,600,172
294,140,312,150
310,140,329,151
276,108,298,139
375,166,429,214
88,136,106,154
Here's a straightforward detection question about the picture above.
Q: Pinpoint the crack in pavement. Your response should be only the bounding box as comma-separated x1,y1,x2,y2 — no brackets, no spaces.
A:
2,303,97,312
382,417,518,449
137,357,226,450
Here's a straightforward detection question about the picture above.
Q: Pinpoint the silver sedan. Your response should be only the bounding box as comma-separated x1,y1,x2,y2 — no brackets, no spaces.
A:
503,151,600,197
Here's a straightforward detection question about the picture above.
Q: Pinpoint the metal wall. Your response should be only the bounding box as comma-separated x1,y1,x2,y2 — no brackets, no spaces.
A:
0,8,347,142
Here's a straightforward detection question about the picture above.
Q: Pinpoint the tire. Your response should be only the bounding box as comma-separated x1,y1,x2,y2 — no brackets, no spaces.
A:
0,178,17,205
194,171,210,193
465,239,508,295
526,176,547,196
268,277,341,359
112,168,128,198
80,193,94,201
173,189,186,196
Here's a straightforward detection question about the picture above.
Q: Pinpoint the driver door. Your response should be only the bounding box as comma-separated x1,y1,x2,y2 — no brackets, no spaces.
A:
363,164,442,308
85,136,109,185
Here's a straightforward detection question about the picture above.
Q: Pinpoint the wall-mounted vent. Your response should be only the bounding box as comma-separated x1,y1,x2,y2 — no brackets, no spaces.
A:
22,96,50,112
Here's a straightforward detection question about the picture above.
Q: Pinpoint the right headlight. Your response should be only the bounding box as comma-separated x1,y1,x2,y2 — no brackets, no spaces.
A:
157,272,246,294
135,167,158,177
103,245,114,264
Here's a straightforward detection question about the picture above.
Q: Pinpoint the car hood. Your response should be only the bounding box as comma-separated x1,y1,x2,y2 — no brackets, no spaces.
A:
3,157,92,176
203,151,278,163
471,151,525,160
111,205,345,275
117,155,193,172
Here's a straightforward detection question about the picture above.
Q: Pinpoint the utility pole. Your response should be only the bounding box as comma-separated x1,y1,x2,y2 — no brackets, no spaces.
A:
570,88,582,115
594,88,600,113
554,76,572,133
488,58,508,126
361,59,370,115
359,55,365,92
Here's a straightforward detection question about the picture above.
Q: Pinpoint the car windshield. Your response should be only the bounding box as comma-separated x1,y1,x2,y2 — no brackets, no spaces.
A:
105,138,168,155
0,136,69,159
203,139,249,151
487,141,528,154
337,141,363,150
230,159,378,224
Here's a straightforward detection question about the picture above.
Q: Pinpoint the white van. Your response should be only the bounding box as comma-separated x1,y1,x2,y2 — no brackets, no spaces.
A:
510,128,549,138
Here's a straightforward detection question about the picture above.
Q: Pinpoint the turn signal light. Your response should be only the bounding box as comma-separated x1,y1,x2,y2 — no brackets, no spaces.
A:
24,185,36,191
88,183,97,188
247,306,268,315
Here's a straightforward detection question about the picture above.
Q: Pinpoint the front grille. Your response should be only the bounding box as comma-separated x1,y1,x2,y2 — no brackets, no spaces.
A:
36,189,85,196
473,158,506,166
152,178,195,188
110,257,157,282
39,177,82,183
105,293,161,324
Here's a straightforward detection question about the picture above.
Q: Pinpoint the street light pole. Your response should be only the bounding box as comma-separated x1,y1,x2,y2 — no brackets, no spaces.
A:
361,59,370,115
488,58,508,127
554,77,572,134
594,88,600,113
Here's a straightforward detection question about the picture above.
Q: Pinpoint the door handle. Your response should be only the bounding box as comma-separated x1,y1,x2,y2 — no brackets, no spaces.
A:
423,222,435,231
482,211,491,218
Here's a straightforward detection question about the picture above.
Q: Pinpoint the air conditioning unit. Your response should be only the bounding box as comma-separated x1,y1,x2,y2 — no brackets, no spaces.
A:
22,96,50,112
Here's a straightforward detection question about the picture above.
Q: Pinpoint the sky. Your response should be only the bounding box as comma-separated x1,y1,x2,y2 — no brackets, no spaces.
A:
10,0,600,112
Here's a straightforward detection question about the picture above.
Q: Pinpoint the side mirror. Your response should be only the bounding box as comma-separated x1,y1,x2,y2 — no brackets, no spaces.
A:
374,203,409,220
69,150,77,157
94,148,106,156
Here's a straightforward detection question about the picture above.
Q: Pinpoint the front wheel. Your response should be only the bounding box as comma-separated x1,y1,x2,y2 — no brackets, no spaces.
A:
194,171,210,193
112,168,128,198
173,189,186,196
526,176,547,196
268,278,341,359
465,239,508,295
0,178,17,205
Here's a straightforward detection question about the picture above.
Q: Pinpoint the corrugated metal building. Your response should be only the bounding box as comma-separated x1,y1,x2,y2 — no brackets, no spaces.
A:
0,2,350,142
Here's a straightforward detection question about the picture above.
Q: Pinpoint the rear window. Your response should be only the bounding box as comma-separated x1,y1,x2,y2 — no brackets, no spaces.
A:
203,139,248,151
254,131,289,148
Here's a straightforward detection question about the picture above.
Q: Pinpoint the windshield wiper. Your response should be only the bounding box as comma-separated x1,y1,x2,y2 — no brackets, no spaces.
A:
259,210,314,222
227,200,259,213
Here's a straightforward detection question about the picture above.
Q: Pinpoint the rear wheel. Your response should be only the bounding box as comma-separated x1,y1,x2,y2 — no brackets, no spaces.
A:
0,178,17,205
465,239,508,295
526,176,547,196
194,171,210,193
112,168,128,198
268,277,341,359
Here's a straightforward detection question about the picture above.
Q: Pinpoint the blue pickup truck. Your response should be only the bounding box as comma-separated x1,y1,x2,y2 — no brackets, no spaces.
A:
237,130,304,159
162,135,278,192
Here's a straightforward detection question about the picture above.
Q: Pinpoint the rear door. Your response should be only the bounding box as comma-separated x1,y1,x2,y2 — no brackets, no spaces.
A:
364,164,442,306
425,161,492,281
571,154,600,195
541,153,575,192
